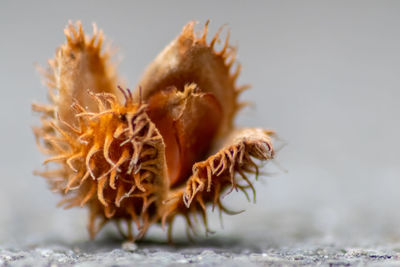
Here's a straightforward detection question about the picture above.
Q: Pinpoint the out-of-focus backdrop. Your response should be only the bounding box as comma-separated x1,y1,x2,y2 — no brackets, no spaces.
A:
1,0,400,248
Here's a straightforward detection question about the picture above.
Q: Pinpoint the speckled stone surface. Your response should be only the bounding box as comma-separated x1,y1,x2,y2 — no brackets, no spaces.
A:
3,237,400,266
3,207,400,266
2,244,400,267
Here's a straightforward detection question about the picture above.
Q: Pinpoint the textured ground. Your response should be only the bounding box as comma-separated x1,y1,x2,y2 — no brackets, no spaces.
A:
3,206,400,267
3,236,400,266
2,241,400,267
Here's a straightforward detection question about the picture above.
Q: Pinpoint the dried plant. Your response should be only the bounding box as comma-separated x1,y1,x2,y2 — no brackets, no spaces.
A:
32,21,274,241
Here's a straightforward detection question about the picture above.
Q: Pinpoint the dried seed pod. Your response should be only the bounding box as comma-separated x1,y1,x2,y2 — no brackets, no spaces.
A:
33,21,274,241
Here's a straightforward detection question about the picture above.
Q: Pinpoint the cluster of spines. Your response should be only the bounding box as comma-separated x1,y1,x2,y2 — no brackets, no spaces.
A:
160,129,274,241
203,22,252,114
34,88,166,240
39,21,115,102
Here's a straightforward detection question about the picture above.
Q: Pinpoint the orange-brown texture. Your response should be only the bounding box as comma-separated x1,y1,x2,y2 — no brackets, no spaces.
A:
33,20,274,241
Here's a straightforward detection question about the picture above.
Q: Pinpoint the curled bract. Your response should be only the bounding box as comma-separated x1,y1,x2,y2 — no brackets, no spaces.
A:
33,20,274,241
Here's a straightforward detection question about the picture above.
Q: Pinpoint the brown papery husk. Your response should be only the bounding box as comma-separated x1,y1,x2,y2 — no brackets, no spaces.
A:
37,21,119,126
136,21,246,138
136,21,247,186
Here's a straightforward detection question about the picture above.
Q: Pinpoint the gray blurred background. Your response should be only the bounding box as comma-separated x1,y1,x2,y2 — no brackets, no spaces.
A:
1,0,400,248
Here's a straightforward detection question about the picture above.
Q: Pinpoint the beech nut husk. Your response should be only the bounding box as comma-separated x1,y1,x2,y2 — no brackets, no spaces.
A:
32,21,274,241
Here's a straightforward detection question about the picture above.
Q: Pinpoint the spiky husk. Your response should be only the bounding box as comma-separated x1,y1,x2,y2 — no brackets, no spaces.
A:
137,20,249,138
34,90,168,240
33,21,275,241
35,21,119,126
159,128,274,241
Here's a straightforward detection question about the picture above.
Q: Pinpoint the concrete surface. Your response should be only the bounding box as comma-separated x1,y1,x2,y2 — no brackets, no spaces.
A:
2,242,400,266
3,206,400,266
3,225,400,266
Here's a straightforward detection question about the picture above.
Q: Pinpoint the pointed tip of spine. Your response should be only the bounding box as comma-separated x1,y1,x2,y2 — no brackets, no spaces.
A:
200,20,210,44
